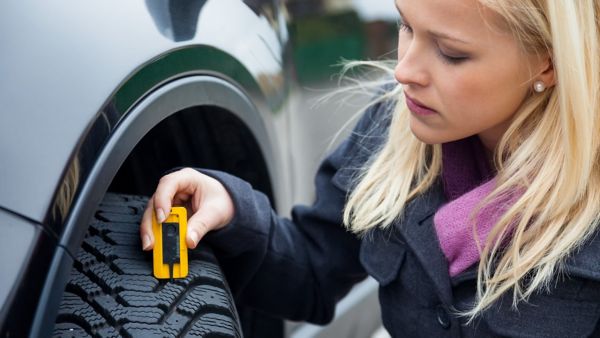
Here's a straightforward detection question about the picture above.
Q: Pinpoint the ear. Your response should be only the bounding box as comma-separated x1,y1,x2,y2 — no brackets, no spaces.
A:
536,55,555,88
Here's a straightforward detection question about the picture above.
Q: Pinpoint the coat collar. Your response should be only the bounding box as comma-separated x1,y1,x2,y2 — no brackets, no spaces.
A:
396,180,600,290
394,180,455,304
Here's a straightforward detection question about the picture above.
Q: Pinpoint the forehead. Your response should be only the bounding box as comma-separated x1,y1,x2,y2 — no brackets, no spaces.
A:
396,0,508,42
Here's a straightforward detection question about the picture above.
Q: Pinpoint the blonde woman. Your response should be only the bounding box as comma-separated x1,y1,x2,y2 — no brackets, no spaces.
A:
140,0,600,336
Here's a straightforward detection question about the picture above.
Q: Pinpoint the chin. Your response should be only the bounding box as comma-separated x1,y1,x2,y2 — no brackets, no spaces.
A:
409,119,445,145
408,117,472,145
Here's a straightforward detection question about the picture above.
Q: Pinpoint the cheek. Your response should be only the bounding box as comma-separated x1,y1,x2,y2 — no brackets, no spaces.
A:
440,66,528,131
441,71,488,114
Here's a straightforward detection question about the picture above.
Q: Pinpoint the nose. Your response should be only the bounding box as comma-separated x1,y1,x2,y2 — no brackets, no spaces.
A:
394,41,429,87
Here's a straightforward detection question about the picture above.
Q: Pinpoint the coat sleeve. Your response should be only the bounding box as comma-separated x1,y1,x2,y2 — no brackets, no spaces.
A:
199,102,391,324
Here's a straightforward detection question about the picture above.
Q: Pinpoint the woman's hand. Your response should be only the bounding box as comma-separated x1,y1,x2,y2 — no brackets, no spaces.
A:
139,168,235,251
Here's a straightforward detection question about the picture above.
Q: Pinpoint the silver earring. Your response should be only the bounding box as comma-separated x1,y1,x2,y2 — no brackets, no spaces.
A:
534,81,546,93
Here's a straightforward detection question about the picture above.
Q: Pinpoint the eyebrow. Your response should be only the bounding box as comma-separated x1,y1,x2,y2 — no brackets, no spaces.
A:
395,3,471,45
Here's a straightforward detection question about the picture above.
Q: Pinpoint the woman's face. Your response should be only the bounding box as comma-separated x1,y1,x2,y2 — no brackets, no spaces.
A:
395,0,550,150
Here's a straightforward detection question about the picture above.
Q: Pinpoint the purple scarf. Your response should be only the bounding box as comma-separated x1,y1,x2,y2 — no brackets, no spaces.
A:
434,137,513,277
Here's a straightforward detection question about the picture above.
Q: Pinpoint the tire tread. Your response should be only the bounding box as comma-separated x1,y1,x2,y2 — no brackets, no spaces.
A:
53,193,241,338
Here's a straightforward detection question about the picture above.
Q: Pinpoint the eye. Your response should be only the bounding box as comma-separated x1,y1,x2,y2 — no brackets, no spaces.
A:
397,18,413,34
437,49,469,65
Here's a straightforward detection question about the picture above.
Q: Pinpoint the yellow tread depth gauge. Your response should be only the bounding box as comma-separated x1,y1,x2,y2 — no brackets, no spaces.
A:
152,207,188,282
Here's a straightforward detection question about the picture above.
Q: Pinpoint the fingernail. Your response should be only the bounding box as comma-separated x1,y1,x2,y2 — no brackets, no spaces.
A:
189,231,199,248
156,208,166,223
142,235,151,250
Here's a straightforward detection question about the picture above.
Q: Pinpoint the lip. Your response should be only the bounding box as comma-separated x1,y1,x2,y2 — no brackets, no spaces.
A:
405,94,438,116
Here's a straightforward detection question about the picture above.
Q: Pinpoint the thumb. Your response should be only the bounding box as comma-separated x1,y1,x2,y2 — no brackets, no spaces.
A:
186,213,215,249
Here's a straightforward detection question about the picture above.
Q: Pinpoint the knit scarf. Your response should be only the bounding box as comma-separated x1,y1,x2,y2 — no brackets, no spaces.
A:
433,136,512,277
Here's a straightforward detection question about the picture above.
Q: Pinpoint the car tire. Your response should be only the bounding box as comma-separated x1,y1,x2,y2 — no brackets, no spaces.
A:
52,193,242,338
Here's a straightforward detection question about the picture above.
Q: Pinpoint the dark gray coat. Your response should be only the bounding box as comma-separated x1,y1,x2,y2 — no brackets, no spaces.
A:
202,102,600,337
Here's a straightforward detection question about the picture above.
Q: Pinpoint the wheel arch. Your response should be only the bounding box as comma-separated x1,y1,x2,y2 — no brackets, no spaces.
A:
62,75,279,255
31,75,282,337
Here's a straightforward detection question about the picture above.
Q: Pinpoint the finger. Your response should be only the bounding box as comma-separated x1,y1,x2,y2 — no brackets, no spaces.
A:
186,213,217,249
140,196,155,251
153,168,199,223
173,192,190,206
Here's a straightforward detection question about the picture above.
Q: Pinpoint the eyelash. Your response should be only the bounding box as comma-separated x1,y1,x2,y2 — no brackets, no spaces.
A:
397,19,469,65
437,49,469,65
397,19,412,33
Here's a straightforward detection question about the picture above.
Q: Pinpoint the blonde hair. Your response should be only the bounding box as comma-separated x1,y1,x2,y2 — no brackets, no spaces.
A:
343,0,600,318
